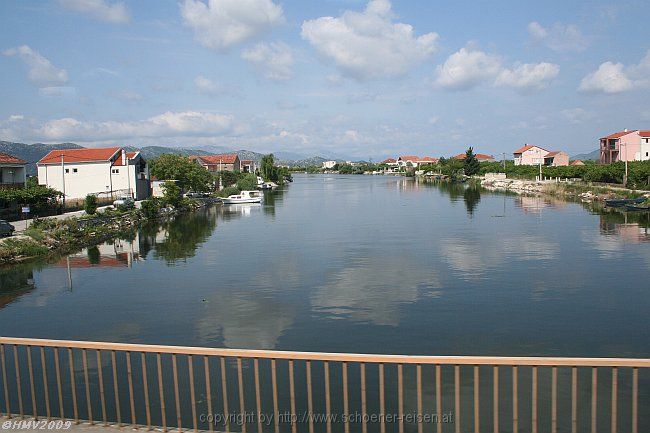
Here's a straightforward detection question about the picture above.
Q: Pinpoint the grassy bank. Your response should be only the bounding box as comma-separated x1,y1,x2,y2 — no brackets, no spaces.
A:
0,199,204,265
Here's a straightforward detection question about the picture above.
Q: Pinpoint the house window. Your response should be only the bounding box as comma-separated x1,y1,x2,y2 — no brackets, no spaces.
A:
112,169,119,174
65,169,70,173
73,168,78,173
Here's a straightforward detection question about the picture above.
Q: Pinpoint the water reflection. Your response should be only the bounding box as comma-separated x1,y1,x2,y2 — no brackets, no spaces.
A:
0,264,35,308
425,180,482,216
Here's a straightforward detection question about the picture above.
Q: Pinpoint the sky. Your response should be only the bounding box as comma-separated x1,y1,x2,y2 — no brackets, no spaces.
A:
1,0,649,160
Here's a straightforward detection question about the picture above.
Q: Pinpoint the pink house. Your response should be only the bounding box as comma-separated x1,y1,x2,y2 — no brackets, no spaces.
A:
599,129,650,163
513,144,548,166
544,151,569,167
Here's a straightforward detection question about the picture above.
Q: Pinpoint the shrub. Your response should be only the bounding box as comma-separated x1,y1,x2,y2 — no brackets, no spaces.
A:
216,186,240,198
236,173,258,191
84,194,98,215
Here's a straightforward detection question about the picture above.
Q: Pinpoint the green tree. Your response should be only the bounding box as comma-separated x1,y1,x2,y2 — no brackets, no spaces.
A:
161,181,182,208
463,147,480,176
84,194,98,215
150,154,214,192
260,154,277,181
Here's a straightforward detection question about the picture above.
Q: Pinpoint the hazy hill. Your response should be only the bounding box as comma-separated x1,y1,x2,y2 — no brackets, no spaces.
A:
572,149,599,161
0,140,333,174
0,141,83,174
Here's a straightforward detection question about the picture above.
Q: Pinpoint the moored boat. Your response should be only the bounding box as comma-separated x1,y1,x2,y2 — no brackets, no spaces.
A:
221,190,262,204
624,203,650,212
604,197,645,207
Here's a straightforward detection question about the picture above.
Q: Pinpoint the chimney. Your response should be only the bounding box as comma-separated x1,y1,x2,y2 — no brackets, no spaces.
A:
624,128,628,132
122,149,127,166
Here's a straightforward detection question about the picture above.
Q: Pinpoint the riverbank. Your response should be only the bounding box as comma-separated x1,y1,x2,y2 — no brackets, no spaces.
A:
479,176,650,201
0,201,204,265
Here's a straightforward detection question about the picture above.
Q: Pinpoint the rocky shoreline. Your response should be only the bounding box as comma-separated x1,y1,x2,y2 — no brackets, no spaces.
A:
479,177,650,202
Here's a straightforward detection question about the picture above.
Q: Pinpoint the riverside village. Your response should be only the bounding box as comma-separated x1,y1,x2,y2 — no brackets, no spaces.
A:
0,1,649,433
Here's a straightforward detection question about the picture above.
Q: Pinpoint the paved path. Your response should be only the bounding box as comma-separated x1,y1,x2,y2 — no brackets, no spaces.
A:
10,203,142,233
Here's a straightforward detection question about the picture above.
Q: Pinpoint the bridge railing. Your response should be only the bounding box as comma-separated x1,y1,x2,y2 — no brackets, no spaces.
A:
1,337,648,433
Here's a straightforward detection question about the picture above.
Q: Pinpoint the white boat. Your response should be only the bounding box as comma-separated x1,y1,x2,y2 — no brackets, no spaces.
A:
260,181,278,190
221,190,262,204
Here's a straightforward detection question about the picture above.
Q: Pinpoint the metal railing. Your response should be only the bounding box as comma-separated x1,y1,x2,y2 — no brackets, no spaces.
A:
0,337,648,433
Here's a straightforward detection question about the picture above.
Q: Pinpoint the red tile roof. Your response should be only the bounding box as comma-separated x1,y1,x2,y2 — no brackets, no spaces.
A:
0,152,26,165
398,155,420,161
545,151,560,157
454,153,495,160
193,154,239,165
381,158,397,163
240,159,253,164
513,144,548,154
570,160,585,166
639,130,650,137
418,156,438,162
113,151,139,166
39,147,121,164
601,130,638,139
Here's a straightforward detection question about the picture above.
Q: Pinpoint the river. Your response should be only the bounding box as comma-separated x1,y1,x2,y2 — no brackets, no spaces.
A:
1,174,648,358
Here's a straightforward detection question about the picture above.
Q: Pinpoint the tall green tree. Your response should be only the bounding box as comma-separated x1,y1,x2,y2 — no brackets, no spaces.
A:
463,147,480,176
150,154,214,192
260,154,276,181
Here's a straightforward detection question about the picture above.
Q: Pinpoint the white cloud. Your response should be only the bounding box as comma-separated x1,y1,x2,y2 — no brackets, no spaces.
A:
301,0,438,80
561,107,593,124
241,41,294,81
435,45,559,91
3,45,68,87
180,0,284,51
579,62,633,94
58,0,129,24
527,21,588,52
194,75,223,95
434,46,501,90
579,51,650,94
1,111,240,143
495,62,559,90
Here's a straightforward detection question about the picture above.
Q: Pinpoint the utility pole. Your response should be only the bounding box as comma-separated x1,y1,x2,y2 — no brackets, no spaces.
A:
60,154,66,208
502,153,506,170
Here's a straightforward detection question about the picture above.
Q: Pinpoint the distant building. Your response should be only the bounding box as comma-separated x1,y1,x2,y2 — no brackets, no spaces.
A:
0,152,27,189
454,153,496,162
570,160,585,166
381,158,397,165
513,145,549,166
416,156,439,165
599,129,650,164
543,151,569,167
190,154,241,172
322,160,337,169
241,159,256,173
37,147,150,200
397,156,420,169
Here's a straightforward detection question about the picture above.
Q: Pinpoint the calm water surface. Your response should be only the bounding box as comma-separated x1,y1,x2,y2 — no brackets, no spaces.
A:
1,174,649,357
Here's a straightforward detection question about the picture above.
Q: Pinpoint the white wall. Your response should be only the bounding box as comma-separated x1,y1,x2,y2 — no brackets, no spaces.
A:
641,137,650,161
38,160,149,200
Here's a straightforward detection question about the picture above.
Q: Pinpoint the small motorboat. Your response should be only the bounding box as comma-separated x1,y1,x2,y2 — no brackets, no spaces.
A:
221,190,262,204
624,203,650,212
260,182,278,190
604,197,645,207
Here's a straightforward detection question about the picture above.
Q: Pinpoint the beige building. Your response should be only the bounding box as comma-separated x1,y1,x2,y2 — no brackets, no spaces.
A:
191,154,241,172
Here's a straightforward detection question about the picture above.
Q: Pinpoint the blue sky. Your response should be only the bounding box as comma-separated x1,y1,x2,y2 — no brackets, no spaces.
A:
1,0,649,160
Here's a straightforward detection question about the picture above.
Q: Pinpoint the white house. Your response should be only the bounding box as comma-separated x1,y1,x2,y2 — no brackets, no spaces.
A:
322,160,337,169
0,152,27,189
37,147,150,201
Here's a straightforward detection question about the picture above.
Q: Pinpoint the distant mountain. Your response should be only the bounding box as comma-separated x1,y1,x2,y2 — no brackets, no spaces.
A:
124,146,212,160
572,149,599,161
1,139,340,174
0,141,83,175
